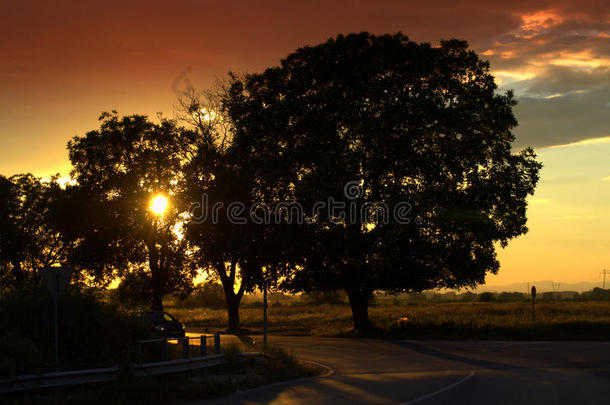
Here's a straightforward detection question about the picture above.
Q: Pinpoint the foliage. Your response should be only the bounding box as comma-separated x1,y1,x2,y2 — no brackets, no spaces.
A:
305,290,348,305
0,174,71,289
479,292,495,302
0,286,151,377
225,32,542,330
64,112,198,309
580,288,610,301
117,271,153,307
179,86,294,330
171,282,227,309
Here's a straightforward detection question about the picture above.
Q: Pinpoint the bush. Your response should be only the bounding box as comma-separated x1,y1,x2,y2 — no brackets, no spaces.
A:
542,292,556,301
497,292,527,302
117,271,152,307
304,291,348,305
406,292,427,302
479,292,495,302
460,292,478,301
581,288,610,301
173,282,226,309
0,330,45,377
0,285,151,377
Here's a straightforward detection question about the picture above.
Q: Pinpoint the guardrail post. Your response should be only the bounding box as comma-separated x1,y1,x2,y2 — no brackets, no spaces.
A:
137,340,142,364
214,333,221,354
200,335,206,357
182,336,190,359
162,338,168,361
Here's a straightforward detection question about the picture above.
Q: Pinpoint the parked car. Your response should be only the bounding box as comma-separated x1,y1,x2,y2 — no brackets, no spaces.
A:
135,311,186,338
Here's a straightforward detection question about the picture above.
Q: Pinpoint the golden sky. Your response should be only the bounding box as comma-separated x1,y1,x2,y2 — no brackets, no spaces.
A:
1,1,609,286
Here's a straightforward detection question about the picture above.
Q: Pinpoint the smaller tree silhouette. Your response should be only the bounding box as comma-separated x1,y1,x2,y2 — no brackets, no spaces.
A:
65,112,197,310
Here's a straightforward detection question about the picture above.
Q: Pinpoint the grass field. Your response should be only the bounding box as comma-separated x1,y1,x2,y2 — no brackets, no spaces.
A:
168,300,610,340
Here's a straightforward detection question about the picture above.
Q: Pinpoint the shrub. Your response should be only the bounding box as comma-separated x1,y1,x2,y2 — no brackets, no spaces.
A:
117,271,152,307
304,291,348,305
0,286,151,377
582,288,610,301
173,282,226,309
497,292,527,302
479,292,495,302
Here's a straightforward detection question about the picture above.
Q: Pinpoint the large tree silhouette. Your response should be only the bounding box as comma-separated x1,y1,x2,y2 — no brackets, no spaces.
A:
225,33,542,331
66,112,197,309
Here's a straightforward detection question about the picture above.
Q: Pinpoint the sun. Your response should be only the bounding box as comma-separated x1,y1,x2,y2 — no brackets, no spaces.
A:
150,194,168,216
196,108,217,122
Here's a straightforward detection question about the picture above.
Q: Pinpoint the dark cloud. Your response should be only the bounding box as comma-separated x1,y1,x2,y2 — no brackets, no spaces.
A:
514,88,610,148
475,3,610,148
526,66,610,95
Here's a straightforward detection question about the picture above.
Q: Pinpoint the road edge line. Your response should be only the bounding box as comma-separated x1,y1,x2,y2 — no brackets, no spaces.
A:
216,359,335,399
399,370,475,405
299,359,335,378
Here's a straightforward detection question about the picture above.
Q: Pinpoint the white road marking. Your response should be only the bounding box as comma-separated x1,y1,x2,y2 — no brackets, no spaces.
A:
299,359,335,378
399,371,475,405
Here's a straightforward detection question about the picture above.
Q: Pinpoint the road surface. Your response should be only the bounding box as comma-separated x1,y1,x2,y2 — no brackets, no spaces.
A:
190,336,610,404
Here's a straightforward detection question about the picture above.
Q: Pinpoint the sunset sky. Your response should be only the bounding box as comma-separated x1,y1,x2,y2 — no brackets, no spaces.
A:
1,0,609,287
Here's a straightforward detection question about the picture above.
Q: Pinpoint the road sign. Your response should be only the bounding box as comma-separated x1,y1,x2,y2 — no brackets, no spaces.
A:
531,286,536,298
40,267,73,299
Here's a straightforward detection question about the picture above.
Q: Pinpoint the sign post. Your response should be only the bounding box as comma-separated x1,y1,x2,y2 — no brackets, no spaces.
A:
531,285,536,324
263,279,268,347
40,266,73,371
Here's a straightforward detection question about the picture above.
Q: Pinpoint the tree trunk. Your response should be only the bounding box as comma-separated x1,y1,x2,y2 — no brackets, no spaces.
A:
150,281,164,311
11,260,25,288
225,292,242,331
148,240,164,311
346,288,372,332
216,260,245,332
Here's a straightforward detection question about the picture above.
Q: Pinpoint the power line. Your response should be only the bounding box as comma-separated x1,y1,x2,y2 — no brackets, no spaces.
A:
602,269,610,290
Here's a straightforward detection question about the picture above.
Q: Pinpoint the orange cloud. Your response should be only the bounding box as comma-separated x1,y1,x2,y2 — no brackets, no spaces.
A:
509,9,567,39
550,50,610,69
520,10,565,34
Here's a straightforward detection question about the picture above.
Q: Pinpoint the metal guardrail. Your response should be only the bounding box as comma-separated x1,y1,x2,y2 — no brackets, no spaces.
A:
0,339,268,395
130,352,268,377
0,365,119,394
130,353,226,376
137,333,221,363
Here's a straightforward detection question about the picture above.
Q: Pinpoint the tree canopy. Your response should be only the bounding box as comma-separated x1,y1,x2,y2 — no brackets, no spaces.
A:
225,32,542,330
65,112,198,309
179,87,295,330
1,32,542,334
0,174,70,288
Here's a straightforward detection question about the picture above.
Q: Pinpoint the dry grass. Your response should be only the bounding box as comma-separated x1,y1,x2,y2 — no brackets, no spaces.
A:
167,301,610,340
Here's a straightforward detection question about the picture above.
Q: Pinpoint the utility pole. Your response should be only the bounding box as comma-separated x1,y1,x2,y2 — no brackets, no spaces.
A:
602,269,610,289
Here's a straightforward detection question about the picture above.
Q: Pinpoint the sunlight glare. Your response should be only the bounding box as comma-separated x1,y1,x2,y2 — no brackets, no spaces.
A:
150,194,168,216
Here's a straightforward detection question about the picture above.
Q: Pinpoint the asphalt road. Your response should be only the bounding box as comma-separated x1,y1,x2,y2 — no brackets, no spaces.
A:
191,336,610,404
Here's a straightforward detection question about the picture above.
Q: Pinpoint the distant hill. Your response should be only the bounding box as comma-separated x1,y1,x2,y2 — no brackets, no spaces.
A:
474,280,602,293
